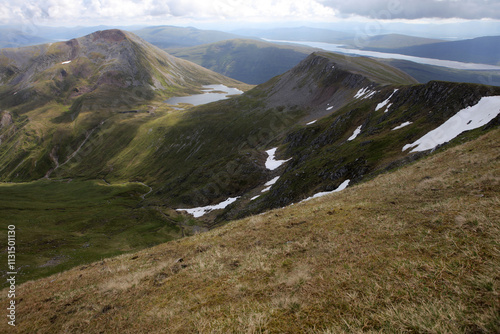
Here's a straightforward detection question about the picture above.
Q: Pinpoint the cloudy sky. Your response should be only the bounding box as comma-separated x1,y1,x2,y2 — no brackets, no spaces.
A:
1,0,500,29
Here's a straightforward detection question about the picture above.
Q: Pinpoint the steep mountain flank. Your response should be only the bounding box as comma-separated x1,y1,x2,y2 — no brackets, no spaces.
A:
235,80,499,219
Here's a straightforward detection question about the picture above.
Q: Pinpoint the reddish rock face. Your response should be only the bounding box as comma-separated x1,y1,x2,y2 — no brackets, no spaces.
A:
91,29,127,43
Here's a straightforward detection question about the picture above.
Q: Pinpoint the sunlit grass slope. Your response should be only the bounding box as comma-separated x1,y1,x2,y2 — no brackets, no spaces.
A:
4,128,498,333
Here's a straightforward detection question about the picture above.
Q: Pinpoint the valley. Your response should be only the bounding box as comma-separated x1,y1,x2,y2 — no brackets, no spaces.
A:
0,24,499,333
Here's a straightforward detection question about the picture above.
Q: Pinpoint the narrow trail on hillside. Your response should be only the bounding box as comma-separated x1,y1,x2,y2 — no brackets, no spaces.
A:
137,182,153,199
44,122,103,179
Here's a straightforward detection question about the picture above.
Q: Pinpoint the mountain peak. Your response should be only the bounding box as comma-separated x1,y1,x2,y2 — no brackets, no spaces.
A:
259,51,417,113
88,29,128,43
0,29,243,110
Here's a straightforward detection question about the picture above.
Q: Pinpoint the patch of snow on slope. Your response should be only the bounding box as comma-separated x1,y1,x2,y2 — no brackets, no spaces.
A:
61,60,71,64
376,89,398,112
177,197,240,218
250,195,260,201
348,125,362,141
402,96,500,153
306,120,317,125
392,121,412,130
265,148,291,170
354,88,368,98
355,87,377,99
326,106,333,110
301,180,350,202
262,176,280,192
365,90,376,99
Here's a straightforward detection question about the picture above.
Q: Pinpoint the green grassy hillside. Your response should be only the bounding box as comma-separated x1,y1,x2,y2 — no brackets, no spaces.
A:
0,180,185,285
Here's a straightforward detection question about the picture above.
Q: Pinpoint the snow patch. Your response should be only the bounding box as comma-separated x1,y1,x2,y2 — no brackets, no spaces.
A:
392,121,412,130
402,96,500,153
365,91,376,99
326,106,333,111
176,197,240,218
354,87,377,99
301,180,350,202
265,148,291,170
250,195,260,201
262,176,280,192
376,89,398,112
61,60,72,64
348,125,362,141
354,88,368,98
306,120,317,125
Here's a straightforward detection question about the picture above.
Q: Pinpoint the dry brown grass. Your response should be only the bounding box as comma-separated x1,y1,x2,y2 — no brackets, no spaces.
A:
2,129,499,333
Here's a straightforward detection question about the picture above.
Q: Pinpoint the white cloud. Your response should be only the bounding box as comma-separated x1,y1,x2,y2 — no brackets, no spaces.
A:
319,0,500,20
1,0,498,27
0,0,338,26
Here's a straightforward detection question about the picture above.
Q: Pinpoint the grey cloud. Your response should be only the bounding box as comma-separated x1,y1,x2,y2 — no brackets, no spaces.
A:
320,0,500,20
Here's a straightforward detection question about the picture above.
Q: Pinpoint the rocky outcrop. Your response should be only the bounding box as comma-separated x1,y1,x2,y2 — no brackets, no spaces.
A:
1,111,13,128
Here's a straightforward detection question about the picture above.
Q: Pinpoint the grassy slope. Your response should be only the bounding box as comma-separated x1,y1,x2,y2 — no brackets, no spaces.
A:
0,180,184,285
101,87,305,207
4,127,499,333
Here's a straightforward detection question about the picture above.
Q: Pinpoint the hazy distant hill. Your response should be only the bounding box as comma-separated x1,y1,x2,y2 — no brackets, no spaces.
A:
346,33,443,49
233,26,354,43
370,36,500,65
0,28,53,48
133,25,244,48
382,59,500,86
166,39,317,84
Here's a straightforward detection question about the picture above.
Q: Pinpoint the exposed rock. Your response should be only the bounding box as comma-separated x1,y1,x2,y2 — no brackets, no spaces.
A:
1,111,13,128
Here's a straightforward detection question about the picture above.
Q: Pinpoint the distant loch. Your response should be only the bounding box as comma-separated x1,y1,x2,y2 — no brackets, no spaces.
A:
164,84,243,108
